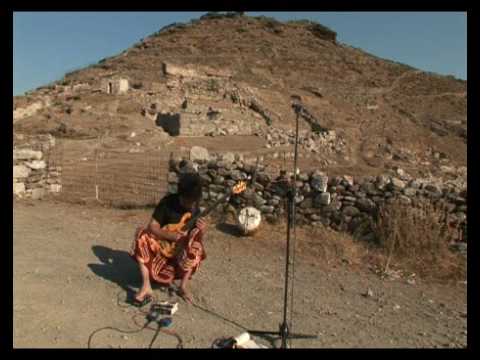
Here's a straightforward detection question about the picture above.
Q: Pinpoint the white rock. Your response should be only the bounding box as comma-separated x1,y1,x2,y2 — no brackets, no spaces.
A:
376,174,391,190
13,149,43,161
49,184,62,193
390,178,406,190
13,165,30,178
25,160,46,170
342,175,354,187
222,152,235,164
13,182,25,195
190,146,210,162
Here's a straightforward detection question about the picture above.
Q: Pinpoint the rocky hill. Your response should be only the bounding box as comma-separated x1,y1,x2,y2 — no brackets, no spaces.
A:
13,12,467,181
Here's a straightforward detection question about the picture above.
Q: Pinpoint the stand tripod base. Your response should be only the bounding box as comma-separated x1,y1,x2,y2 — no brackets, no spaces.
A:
247,323,317,348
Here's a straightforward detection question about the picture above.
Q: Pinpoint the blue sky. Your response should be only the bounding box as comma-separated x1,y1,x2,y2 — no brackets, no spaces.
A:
13,11,467,96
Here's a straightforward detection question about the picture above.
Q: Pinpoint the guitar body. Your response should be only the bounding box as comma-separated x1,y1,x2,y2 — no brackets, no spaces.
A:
153,181,246,259
163,212,192,233
156,213,192,258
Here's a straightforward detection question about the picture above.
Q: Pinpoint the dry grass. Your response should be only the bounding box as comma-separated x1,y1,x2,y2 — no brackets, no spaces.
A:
235,200,466,283
370,199,466,282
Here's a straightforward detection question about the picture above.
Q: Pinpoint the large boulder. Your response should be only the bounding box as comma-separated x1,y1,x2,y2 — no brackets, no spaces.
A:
190,146,210,163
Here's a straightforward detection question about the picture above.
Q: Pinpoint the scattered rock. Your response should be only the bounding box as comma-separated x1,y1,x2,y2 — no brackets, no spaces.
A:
363,288,374,298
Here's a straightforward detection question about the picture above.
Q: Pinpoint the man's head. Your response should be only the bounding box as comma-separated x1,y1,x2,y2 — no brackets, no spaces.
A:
178,173,203,209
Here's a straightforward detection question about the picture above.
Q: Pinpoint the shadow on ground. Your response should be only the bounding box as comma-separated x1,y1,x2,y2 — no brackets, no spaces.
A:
88,245,141,296
215,223,242,237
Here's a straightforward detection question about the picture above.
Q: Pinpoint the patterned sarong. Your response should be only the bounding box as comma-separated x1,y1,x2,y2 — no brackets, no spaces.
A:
130,226,206,285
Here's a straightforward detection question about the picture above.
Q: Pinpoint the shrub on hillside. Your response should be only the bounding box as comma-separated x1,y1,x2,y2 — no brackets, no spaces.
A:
371,199,465,280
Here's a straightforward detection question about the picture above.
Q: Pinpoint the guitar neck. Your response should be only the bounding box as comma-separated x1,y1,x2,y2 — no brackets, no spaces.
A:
182,192,231,231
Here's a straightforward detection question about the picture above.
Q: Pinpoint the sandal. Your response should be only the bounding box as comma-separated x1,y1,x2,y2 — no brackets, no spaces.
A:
132,294,153,307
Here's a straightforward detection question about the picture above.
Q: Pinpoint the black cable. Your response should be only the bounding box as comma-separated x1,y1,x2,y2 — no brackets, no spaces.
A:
88,290,183,348
87,320,150,349
191,302,248,332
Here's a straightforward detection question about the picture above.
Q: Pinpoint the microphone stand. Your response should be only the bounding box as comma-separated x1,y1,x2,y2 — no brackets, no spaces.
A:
247,103,317,348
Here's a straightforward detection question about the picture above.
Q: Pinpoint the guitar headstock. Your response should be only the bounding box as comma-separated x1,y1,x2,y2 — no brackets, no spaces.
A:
232,181,247,195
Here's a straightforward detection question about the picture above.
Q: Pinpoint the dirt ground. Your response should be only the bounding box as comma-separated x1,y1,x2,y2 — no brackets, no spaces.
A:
13,199,467,348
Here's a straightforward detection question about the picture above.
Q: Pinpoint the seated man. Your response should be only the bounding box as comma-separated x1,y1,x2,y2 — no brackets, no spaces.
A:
130,173,207,305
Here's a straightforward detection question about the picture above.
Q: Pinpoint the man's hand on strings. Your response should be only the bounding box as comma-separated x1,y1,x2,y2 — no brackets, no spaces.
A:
196,217,208,233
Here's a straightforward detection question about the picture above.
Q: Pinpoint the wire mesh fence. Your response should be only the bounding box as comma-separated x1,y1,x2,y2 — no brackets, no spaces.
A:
53,140,176,208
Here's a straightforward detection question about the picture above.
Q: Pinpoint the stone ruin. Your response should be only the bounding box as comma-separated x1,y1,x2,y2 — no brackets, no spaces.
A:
13,134,61,200
101,78,129,95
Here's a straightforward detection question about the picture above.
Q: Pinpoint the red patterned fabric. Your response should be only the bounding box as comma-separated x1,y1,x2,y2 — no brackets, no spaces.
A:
130,227,206,285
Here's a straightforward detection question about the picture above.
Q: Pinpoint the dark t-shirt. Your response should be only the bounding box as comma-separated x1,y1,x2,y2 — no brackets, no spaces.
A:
152,194,200,227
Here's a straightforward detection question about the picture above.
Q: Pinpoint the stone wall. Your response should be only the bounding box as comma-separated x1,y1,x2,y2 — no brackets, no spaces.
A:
13,134,61,199
167,147,467,248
